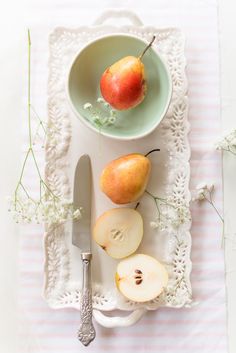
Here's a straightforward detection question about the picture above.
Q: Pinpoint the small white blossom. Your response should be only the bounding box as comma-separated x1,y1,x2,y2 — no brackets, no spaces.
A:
196,182,207,190
9,192,82,225
108,116,116,124
92,115,101,124
11,33,82,227
208,184,214,193
96,97,105,103
83,103,92,110
215,129,236,155
231,137,236,147
150,221,158,229
149,194,191,232
192,182,214,202
150,219,167,231
215,139,228,150
192,182,223,223
73,208,81,219
83,98,117,129
100,117,108,125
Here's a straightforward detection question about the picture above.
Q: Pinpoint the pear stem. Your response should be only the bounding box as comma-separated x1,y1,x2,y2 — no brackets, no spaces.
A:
139,36,156,60
145,148,160,157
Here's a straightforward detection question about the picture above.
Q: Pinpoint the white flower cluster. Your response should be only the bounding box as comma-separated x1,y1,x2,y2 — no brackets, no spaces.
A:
192,182,224,223
10,31,82,227
83,97,117,128
9,194,81,225
150,197,191,231
192,182,214,202
215,129,236,155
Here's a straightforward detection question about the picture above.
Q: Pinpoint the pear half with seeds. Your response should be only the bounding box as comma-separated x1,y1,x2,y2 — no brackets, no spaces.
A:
93,208,143,259
115,254,168,302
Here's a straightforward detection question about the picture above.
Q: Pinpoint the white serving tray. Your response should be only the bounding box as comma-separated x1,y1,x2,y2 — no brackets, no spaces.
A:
44,9,192,328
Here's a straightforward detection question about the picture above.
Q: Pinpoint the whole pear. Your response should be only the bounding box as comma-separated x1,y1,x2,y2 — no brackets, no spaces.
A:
100,36,156,111
100,153,151,204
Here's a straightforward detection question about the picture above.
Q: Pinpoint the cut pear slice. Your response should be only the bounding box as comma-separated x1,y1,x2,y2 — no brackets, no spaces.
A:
116,254,168,302
93,208,143,259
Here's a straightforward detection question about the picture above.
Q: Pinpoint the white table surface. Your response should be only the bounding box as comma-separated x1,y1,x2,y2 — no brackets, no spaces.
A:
0,0,235,352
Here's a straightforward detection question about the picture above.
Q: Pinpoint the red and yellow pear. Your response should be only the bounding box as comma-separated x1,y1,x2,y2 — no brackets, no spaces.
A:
100,152,152,204
100,36,156,110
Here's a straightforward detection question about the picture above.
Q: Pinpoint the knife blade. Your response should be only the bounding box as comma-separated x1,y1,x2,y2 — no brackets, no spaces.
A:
72,154,92,251
72,154,96,346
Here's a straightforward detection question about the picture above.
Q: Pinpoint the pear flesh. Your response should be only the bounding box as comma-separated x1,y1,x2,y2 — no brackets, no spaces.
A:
116,254,168,302
93,208,143,259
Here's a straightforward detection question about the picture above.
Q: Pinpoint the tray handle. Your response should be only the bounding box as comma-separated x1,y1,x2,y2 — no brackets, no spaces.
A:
93,308,146,328
93,9,143,27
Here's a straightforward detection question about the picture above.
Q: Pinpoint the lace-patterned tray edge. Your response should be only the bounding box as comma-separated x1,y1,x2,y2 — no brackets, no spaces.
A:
43,23,193,312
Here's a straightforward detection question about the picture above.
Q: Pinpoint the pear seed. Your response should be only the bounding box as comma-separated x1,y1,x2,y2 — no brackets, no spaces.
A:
135,269,142,274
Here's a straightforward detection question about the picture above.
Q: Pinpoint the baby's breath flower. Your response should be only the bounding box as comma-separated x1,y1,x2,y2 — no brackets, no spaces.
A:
83,98,117,129
215,129,236,155
108,116,116,124
73,208,81,219
150,221,158,229
192,182,223,223
100,117,108,125
83,103,92,110
10,31,82,227
193,183,214,202
96,97,105,103
196,182,207,190
9,192,82,225
147,191,191,232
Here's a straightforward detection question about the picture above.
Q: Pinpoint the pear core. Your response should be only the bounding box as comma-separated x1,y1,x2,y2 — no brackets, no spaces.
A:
93,208,143,259
116,254,168,302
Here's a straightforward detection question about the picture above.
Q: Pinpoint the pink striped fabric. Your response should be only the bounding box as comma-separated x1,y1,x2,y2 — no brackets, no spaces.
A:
19,1,228,352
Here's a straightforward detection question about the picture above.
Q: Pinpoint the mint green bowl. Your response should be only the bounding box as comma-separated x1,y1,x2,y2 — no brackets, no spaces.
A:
67,34,172,140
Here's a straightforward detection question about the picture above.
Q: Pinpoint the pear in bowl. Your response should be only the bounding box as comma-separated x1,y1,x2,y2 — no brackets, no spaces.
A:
100,36,156,110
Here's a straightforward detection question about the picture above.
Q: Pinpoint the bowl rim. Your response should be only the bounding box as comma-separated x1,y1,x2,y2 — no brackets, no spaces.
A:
66,33,173,141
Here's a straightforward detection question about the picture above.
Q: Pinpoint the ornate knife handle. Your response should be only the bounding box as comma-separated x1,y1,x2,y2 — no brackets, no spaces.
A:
78,253,96,346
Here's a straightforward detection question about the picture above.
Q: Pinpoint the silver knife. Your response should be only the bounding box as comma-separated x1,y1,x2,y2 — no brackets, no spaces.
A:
72,154,96,346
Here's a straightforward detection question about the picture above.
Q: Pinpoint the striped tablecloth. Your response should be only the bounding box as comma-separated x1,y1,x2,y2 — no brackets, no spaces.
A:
19,1,228,352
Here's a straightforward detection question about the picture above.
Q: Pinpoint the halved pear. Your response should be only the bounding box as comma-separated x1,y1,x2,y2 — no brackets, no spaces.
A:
93,208,143,259
115,254,168,302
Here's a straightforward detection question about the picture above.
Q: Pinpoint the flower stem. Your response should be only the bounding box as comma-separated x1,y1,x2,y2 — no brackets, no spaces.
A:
145,190,175,208
205,198,224,223
145,190,161,219
28,29,32,148
228,147,236,155
17,148,31,183
10,30,79,225
30,105,47,133
30,149,42,179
